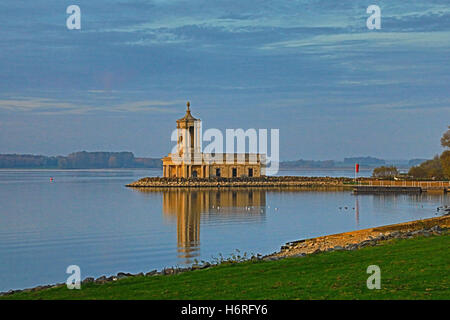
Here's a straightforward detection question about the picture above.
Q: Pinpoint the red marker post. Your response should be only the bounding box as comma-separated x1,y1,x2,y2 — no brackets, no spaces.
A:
355,163,359,184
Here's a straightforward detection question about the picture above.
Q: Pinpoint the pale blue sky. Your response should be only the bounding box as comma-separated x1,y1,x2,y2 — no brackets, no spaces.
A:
0,0,449,160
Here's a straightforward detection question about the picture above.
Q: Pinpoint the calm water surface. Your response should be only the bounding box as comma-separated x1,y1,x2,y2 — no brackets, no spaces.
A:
0,169,448,291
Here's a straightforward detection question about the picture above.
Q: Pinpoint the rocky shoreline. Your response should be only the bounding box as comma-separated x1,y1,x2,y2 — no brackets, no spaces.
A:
126,176,360,188
266,215,450,259
1,215,449,297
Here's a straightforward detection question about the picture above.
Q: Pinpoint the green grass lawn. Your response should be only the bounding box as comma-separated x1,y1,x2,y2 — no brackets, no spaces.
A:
3,233,449,300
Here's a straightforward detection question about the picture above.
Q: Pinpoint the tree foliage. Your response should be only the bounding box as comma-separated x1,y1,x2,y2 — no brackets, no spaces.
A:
408,155,445,179
441,126,450,149
408,126,450,180
440,150,450,179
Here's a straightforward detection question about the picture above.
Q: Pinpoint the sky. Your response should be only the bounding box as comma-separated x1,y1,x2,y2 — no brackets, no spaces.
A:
0,0,449,160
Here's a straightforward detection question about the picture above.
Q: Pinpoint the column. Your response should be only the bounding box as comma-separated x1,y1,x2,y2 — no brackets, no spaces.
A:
195,122,201,153
183,128,188,156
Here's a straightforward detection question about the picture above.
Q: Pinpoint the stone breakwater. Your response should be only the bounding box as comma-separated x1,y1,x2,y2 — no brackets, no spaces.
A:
265,215,450,260
126,176,359,188
1,215,448,297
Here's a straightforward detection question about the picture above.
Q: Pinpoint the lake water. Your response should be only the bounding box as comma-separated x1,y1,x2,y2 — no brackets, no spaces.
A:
0,168,448,292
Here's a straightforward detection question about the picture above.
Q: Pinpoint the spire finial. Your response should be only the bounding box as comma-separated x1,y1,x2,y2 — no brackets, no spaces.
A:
186,101,190,111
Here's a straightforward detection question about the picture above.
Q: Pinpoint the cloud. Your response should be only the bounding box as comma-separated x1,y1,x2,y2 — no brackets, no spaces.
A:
0,97,183,115
260,31,450,51
123,30,188,46
109,100,184,112
363,99,450,111
0,98,83,114
90,1,450,48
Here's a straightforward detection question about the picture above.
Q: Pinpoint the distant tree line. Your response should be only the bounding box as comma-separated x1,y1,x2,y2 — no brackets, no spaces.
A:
281,156,414,169
0,152,163,169
343,156,386,166
282,156,387,168
281,159,336,168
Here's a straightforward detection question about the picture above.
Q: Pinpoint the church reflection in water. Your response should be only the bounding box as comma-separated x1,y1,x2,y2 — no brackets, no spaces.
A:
150,188,266,264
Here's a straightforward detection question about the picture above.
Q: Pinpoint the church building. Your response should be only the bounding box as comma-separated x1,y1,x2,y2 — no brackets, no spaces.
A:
162,102,265,178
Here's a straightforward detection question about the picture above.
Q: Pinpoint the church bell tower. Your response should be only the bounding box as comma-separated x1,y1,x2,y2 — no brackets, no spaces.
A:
176,101,202,159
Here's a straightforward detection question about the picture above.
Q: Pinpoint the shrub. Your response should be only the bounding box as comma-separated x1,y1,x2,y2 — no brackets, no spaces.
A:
372,166,399,178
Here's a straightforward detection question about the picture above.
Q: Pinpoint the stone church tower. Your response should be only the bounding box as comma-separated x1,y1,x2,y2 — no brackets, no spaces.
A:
162,102,265,178
175,101,202,158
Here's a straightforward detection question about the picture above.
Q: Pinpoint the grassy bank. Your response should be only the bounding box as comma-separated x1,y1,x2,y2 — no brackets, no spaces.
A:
3,232,449,300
